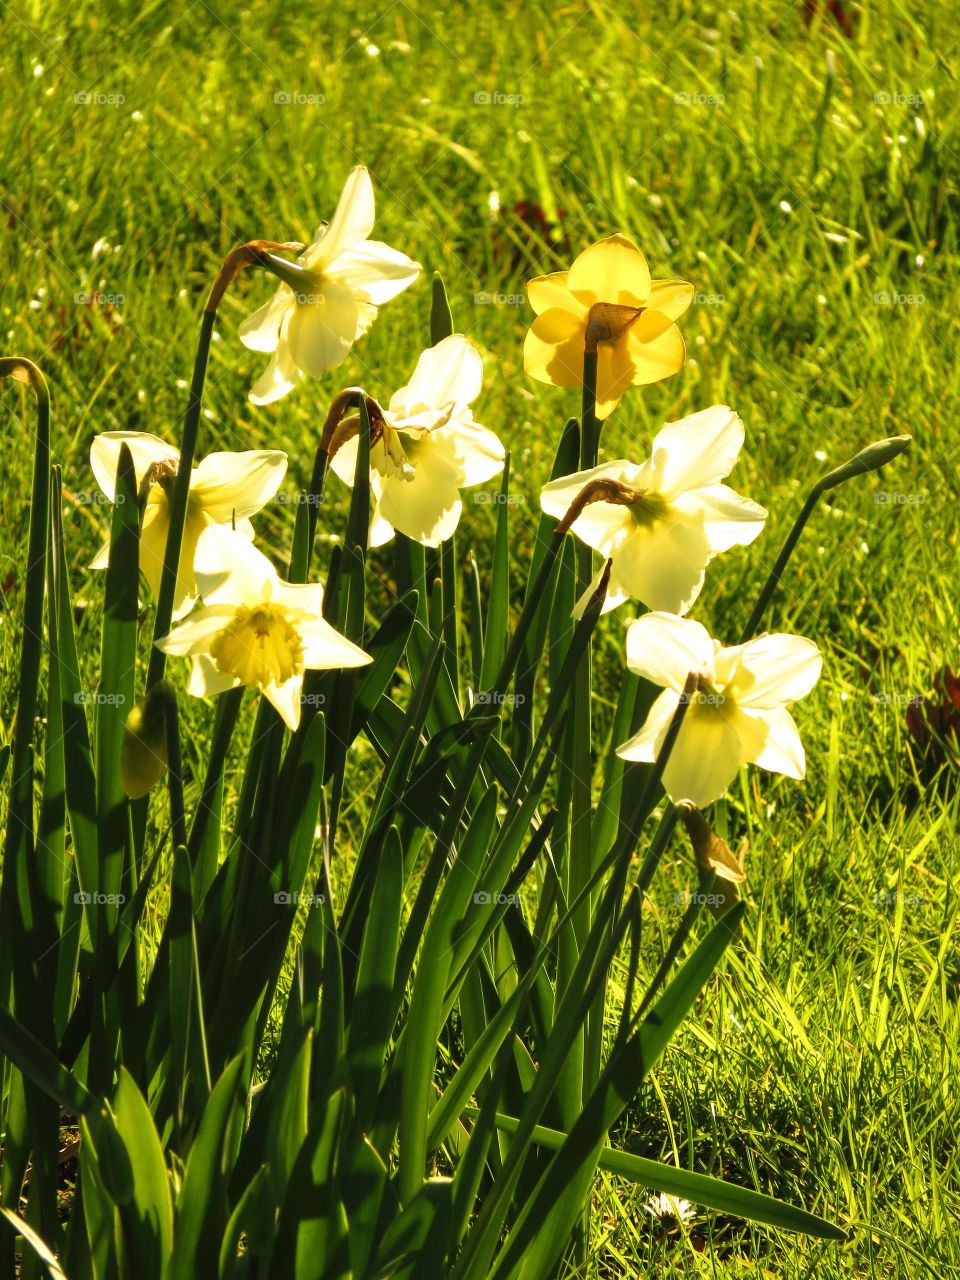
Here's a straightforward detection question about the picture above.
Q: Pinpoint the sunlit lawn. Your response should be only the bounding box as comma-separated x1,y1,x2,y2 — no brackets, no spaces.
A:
1,0,959,1273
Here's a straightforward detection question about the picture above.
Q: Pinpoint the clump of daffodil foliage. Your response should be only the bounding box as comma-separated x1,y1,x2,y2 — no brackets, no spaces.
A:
0,167,908,1278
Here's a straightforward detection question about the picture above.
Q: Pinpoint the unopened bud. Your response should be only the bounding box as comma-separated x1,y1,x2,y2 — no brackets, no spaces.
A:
121,681,173,799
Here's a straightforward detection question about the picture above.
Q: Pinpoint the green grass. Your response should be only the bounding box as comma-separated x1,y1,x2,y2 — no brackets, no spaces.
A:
1,0,959,1273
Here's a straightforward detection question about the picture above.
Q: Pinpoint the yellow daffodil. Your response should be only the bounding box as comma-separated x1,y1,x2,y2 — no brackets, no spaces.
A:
617,612,823,808
156,526,371,731
523,233,693,418
329,334,505,547
91,431,287,620
239,166,421,404
540,405,766,617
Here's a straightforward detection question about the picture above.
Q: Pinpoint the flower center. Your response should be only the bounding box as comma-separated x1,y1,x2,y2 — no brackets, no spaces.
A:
374,425,416,482
210,605,304,689
628,491,670,529
691,673,734,716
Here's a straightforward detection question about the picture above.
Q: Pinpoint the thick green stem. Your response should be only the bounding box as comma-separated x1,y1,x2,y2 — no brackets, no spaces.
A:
741,434,911,642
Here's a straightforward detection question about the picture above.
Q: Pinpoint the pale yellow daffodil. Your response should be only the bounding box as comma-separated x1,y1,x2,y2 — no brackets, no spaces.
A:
617,612,823,808
155,526,371,731
329,334,505,547
90,430,287,620
239,166,421,404
523,233,693,418
540,405,766,617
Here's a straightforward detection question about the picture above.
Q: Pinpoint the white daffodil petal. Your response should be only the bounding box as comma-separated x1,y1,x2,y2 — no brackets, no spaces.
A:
286,282,362,377
731,634,823,708
650,405,745,499
326,240,421,305
390,335,483,417
238,285,294,353
674,483,767,552
624,612,716,691
302,166,376,271
90,540,111,570
743,707,806,778
660,713,743,808
616,689,678,762
193,525,278,605
612,517,711,615
369,497,396,547
249,339,302,405
187,654,239,698
572,566,630,618
299,617,373,670
270,579,325,618
432,416,505,487
91,431,179,501
377,452,462,546
193,450,288,521
155,604,237,656
263,677,303,732
328,428,361,487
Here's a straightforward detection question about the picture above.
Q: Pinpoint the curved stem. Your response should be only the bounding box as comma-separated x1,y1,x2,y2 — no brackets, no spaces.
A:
145,240,303,686
740,434,911,643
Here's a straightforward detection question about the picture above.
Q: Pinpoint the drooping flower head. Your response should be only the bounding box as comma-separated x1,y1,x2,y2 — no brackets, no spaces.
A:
540,405,767,617
90,431,287,619
239,166,421,404
329,334,505,547
156,526,371,730
617,612,823,808
523,233,693,418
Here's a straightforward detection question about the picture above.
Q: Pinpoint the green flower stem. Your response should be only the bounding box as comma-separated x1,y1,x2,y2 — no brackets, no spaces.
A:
740,434,911,643
146,240,305,686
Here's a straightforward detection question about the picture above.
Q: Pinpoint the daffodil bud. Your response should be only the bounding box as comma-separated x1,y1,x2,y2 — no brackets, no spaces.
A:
121,682,173,799
680,803,746,920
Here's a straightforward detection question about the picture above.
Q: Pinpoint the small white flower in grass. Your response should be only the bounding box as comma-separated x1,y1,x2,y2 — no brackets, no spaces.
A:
645,1192,696,1224
540,405,767,617
90,430,287,620
156,526,371,731
239,166,421,404
617,612,823,808
329,334,505,547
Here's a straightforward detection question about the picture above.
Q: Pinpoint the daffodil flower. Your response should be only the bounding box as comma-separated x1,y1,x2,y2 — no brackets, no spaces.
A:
523,233,693,418
540,405,767,616
90,431,287,619
329,334,505,547
155,526,371,731
617,612,823,808
239,166,421,404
